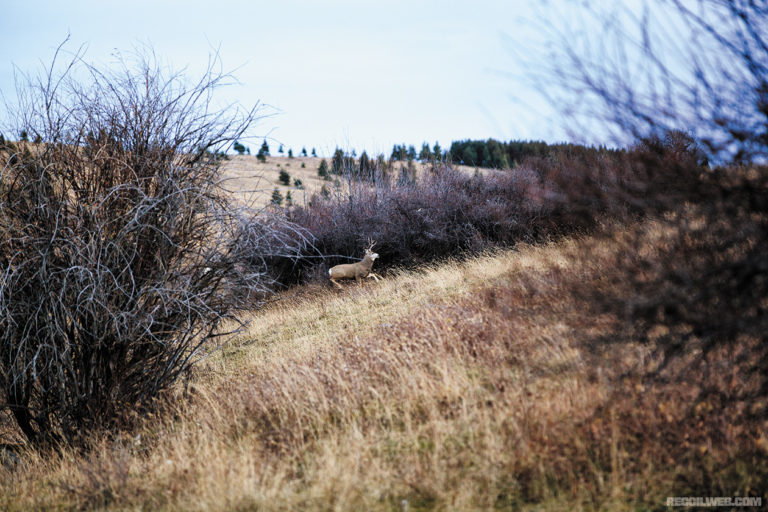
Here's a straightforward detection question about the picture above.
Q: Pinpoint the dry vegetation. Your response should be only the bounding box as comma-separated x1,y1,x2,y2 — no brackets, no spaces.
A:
220,154,478,208
2,210,765,510
3,23,767,509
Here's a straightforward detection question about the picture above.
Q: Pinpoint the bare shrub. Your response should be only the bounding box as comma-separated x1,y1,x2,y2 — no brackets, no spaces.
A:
232,211,316,292
521,0,768,418
582,165,768,417
524,1,767,164
0,43,263,447
286,164,574,275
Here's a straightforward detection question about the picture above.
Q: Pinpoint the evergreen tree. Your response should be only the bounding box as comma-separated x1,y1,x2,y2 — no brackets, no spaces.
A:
419,142,431,161
311,147,317,157
20,130,29,142
278,169,291,186
433,142,442,161
271,188,283,206
278,144,284,154
285,190,293,206
357,151,374,181
293,178,303,189
331,148,345,174
233,141,246,155
257,140,270,162
288,148,294,158
300,147,307,157
406,145,417,162
318,159,330,180
462,146,478,166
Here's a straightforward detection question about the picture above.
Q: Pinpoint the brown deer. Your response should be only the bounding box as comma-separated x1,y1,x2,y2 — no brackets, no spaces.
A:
329,239,381,289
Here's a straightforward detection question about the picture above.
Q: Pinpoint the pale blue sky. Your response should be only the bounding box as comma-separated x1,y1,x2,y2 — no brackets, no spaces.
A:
1,1,600,156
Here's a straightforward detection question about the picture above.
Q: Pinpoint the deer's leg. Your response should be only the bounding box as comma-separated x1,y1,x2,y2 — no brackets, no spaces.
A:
330,278,343,289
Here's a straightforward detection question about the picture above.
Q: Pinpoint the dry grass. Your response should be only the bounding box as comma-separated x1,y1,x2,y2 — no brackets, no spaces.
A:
219,155,481,207
1,218,765,510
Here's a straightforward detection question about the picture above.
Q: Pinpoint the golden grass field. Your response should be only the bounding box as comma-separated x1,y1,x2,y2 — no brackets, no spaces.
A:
2,213,764,510
220,155,479,207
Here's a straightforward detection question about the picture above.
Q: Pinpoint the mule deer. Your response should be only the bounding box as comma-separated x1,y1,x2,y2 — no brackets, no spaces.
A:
329,239,381,289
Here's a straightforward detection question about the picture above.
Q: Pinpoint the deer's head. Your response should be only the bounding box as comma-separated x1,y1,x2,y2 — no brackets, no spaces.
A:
365,239,379,261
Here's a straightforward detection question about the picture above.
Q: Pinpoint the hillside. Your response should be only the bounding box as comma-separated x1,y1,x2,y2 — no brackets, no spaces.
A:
220,155,481,207
2,214,764,510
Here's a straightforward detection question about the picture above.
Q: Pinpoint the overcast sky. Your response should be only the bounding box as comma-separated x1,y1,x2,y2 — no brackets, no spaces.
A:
2,1,595,156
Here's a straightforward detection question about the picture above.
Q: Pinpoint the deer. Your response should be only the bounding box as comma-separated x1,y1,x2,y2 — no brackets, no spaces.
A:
329,239,382,289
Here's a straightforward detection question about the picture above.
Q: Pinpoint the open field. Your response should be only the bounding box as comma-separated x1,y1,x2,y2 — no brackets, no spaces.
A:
2,214,764,510
220,155,480,207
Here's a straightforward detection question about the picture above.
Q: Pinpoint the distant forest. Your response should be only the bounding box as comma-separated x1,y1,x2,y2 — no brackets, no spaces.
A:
447,139,622,169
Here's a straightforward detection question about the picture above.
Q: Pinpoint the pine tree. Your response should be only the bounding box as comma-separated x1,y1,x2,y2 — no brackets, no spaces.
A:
300,147,307,157
257,140,270,162
285,190,293,206
433,142,442,161
311,147,317,157
293,178,303,189
331,148,345,174
271,188,283,206
318,159,330,180
288,148,294,158
419,142,431,161
278,169,291,186
278,144,284,154
359,151,372,179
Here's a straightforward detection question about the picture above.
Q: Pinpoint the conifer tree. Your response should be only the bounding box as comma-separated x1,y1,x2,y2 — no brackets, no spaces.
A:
318,158,330,180
419,142,431,161
271,188,283,206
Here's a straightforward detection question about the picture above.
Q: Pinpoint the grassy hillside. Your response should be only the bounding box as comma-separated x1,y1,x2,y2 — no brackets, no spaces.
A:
2,213,764,510
220,155,480,207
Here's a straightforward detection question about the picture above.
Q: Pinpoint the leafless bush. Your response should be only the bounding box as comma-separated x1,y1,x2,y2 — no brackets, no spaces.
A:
520,1,768,413
286,162,593,275
524,1,767,164
0,43,263,447
232,211,317,291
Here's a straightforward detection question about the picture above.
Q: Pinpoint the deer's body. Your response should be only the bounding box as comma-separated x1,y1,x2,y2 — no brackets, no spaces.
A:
329,241,381,289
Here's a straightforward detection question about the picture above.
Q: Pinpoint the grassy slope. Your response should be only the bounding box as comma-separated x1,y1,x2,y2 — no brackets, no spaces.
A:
220,155,481,207
1,219,765,510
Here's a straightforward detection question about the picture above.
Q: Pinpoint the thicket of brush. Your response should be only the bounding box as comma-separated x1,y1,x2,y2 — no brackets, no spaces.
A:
242,130,708,288
0,45,269,448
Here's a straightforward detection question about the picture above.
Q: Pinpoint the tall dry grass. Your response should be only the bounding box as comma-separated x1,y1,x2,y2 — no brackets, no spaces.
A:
2,211,765,510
